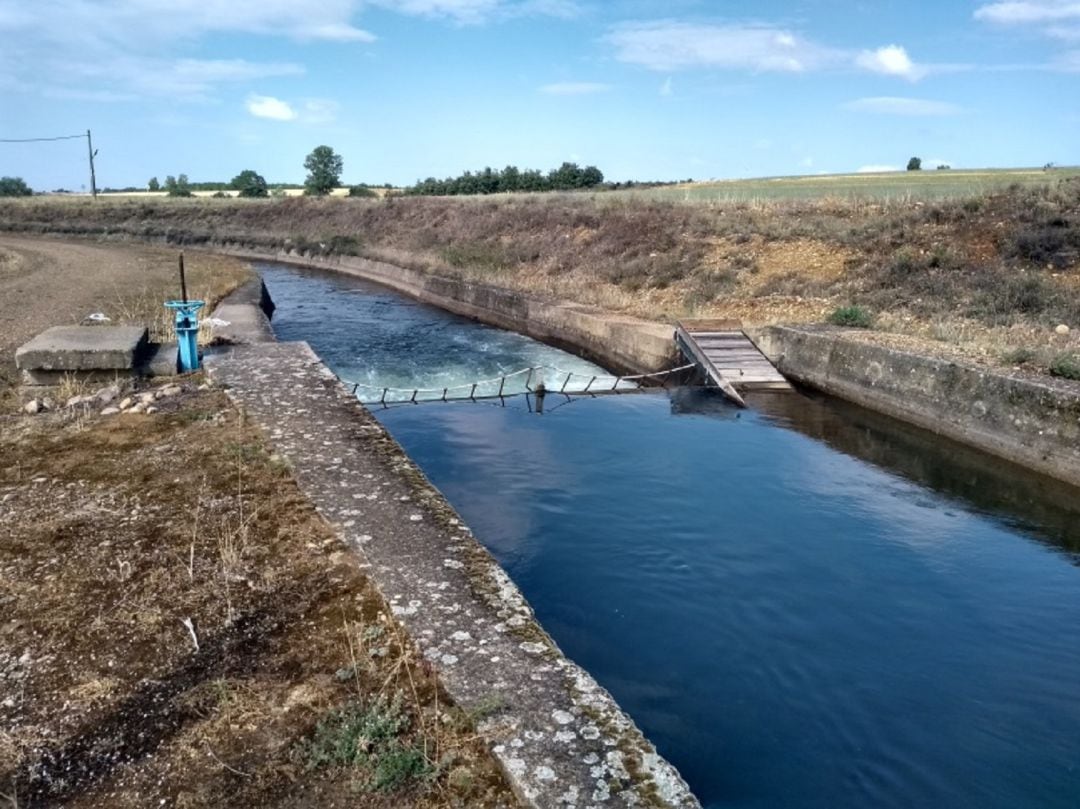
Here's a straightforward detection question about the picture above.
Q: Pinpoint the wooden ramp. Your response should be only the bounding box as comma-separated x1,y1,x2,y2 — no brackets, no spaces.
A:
675,319,791,407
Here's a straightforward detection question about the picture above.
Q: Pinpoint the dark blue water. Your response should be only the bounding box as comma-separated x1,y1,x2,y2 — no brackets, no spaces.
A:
261,263,1080,809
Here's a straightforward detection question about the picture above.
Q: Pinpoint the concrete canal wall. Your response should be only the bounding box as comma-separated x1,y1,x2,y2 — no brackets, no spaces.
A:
207,280,701,809
214,247,679,376
750,325,1080,490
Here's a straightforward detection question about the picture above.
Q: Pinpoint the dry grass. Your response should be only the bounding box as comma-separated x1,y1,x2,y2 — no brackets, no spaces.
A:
0,390,516,808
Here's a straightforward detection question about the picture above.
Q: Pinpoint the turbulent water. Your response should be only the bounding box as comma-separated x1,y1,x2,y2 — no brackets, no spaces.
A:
262,263,1080,809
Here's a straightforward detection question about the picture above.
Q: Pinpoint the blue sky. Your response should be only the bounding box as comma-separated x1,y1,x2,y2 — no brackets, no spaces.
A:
1,0,1078,189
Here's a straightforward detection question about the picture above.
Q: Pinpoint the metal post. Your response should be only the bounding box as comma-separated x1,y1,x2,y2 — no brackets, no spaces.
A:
86,129,98,200
179,252,188,302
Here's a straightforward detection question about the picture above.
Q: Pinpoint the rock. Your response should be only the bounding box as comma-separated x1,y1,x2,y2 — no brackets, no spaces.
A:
159,384,182,397
129,402,147,414
146,406,159,414
23,399,43,415
41,398,55,411
138,392,157,405
95,385,121,405
100,407,120,416
1055,324,1070,336
66,394,90,408
118,396,134,410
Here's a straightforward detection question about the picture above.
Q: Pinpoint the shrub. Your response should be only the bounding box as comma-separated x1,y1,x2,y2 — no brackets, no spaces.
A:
348,185,378,198
828,305,873,328
0,176,33,196
230,169,269,198
1049,353,1080,380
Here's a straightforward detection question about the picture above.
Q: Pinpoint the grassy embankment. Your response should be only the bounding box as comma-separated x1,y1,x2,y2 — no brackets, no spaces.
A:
3,170,1079,378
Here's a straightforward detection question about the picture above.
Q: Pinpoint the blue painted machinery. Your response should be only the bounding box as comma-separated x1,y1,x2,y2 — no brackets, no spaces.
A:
164,252,204,372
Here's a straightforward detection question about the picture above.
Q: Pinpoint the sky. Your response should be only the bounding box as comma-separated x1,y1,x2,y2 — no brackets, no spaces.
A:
1,0,1078,190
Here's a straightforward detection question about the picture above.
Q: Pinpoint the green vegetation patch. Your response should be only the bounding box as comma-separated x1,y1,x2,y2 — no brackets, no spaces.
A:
1049,353,1080,381
303,694,437,793
828,305,874,328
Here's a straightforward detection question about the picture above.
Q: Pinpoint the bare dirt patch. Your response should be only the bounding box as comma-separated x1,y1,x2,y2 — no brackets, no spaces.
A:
0,237,251,403
0,391,515,808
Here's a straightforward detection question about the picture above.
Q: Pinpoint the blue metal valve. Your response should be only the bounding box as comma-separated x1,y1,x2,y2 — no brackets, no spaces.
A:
164,299,205,372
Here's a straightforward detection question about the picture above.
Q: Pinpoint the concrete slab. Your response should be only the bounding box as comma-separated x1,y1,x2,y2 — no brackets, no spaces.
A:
15,325,149,372
206,341,700,809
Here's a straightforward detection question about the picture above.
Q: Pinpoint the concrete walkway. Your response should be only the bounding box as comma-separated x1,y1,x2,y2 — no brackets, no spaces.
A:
206,341,699,809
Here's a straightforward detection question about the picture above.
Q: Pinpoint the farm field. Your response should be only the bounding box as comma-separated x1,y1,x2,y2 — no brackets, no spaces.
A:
620,167,1080,203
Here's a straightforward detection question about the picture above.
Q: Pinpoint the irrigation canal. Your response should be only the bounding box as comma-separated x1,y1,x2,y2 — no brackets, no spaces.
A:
260,262,1080,809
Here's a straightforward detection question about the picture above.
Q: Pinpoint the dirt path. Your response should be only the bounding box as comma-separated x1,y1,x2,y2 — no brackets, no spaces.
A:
0,237,249,394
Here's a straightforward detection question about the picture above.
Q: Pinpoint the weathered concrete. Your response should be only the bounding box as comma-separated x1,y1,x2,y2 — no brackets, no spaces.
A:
749,324,1080,489
16,325,151,384
207,278,276,345
215,247,677,375
206,341,700,809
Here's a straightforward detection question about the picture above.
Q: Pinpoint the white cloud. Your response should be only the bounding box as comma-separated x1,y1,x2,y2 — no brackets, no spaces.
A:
604,21,839,72
245,95,342,123
857,165,902,173
246,94,297,120
856,45,925,80
974,1,1080,24
843,96,964,116
364,0,581,24
538,81,611,95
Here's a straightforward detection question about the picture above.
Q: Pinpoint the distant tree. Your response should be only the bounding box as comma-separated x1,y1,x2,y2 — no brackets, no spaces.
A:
0,176,33,196
164,174,193,197
147,176,160,191
906,157,922,171
230,169,268,198
936,164,951,170
581,165,604,187
303,145,343,196
347,184,377,197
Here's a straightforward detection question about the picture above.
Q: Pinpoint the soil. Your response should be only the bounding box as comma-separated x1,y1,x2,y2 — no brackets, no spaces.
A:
0,239,517,807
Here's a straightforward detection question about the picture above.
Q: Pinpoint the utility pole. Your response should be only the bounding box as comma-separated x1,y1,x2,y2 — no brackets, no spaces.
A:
86,129,98,200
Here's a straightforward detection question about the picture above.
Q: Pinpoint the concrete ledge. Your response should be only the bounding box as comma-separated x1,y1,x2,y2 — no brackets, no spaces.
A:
16,325,149,373
216,248,677,374
206,342,699,809
208,278,276,345
749,325,1080,489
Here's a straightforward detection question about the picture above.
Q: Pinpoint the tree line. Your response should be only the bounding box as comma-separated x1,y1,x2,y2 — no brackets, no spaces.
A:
404,162,604,196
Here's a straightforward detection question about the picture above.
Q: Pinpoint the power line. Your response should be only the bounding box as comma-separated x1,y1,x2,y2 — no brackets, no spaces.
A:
0,134,85,143
0,130,98,199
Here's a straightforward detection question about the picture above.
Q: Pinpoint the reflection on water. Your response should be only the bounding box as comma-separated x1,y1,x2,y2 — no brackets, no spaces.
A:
262,263,1080,809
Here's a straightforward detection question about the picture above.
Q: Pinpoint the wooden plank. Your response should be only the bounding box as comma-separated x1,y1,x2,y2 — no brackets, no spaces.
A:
674,326,747,407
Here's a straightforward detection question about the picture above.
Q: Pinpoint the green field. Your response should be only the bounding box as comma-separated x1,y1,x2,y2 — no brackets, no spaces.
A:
618,167,1080,204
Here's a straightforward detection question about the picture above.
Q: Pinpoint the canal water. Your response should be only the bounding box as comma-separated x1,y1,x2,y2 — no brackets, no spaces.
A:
259,263,1080,809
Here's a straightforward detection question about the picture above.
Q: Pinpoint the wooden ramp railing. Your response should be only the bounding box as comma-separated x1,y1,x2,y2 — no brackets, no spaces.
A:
675,319,791,407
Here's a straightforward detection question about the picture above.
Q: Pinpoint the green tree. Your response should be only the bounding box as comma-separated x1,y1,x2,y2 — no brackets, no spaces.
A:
303,145,343,196
147,176,160,191
348,184,377,197
230,169,268,198
906,156,922,171
0,176,33,196
163,174,193,197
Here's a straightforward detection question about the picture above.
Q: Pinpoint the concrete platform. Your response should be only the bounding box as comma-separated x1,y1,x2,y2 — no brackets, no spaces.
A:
16,325,149,374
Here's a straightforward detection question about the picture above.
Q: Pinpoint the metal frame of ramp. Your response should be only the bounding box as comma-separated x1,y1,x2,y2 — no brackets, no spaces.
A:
675,319,792,407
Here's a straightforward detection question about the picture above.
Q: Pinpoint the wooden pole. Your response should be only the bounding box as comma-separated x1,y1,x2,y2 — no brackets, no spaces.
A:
86,129,98,200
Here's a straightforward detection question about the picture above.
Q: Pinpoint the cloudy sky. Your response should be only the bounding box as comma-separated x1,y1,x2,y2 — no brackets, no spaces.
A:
1,0,1077,189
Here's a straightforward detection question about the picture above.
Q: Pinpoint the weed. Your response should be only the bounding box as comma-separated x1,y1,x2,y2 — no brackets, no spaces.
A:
1049,353,1080,380
1003,347,1037,365
828,305,874,328
440,242,511,272
303,695,436,792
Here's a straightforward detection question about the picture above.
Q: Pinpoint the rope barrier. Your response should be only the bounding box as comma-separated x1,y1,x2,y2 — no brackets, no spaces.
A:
335,362,699,406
